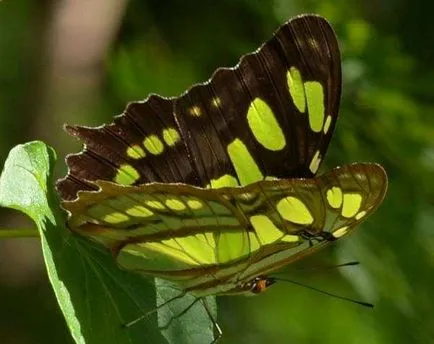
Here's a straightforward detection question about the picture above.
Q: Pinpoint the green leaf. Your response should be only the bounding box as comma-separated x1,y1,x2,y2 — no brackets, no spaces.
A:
0,141,216,344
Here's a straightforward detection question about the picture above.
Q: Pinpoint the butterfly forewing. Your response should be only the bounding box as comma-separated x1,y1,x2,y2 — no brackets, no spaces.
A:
62,163,387,296
174,14,341,186
57,14,341,201
57,95,199,201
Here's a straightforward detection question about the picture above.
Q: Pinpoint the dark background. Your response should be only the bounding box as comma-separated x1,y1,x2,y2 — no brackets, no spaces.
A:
0,1,433,343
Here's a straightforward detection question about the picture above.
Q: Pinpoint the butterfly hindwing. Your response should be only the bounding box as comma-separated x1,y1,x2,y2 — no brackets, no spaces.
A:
236,163,388,283
62,163,387,296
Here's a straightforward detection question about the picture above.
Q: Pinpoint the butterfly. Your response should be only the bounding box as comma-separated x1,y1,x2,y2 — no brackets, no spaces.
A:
57,14,387,342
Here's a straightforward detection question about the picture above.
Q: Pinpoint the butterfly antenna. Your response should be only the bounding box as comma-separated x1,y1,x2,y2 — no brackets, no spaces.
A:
201,298,222,344
272,277,373,308
155,297,222,343
272,261,360,276
123,292,187,328
299,261,360,271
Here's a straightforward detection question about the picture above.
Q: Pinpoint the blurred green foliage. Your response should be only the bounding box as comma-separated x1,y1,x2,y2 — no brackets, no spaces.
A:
0,0,433,343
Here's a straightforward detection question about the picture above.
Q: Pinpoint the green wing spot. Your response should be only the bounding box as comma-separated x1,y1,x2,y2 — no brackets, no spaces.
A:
248,232,261,251
333,226,349,238
323,115,332,134
147,239,201,266
208,174,239,189
250,215,283,245
170,235,215,264
277,196,314,225
217,231,248,264
326,186,343,209
143,135,164,155
305,81,325,133
227,138,264,185
287,67,306,113
125,205,154,217
145,200,165,210
288,69,325,133
281,234,300,243
165,198,186,211
162,128,181,147
341,193,362,218
126,145,146,159
114,164,140,185
87,204,113,220
204,232,216,248
186,199,203,210
247,98,286,151
103,212,130,224
309,150,321,174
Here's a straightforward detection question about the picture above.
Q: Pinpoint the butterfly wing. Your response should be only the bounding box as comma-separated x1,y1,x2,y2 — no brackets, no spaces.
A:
62,163,387,296
57,95,200,200
175,14,341,186
57,14,341,201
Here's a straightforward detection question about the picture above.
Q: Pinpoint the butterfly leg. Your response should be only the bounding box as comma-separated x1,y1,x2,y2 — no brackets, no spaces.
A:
123,291,187,328
299,230,336,247
159,296,203,331
158,296,220,343
317,231,337,242
201,297,222,343
299,231,315,247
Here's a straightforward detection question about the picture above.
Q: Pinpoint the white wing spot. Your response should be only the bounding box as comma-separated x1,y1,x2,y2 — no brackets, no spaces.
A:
333,226,349,238
189,105,202,117
211,97,221,107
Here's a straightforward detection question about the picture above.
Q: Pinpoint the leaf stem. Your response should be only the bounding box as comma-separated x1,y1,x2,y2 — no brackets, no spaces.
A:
0,228,39,238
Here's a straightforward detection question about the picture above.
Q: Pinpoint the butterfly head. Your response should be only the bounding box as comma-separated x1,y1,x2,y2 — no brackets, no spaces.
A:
243,276,276,294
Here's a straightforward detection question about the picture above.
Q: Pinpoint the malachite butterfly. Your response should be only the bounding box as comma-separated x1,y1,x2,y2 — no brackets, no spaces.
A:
57,14,388,342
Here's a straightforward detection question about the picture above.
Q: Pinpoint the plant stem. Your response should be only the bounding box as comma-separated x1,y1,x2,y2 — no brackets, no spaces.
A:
0,228,39,238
